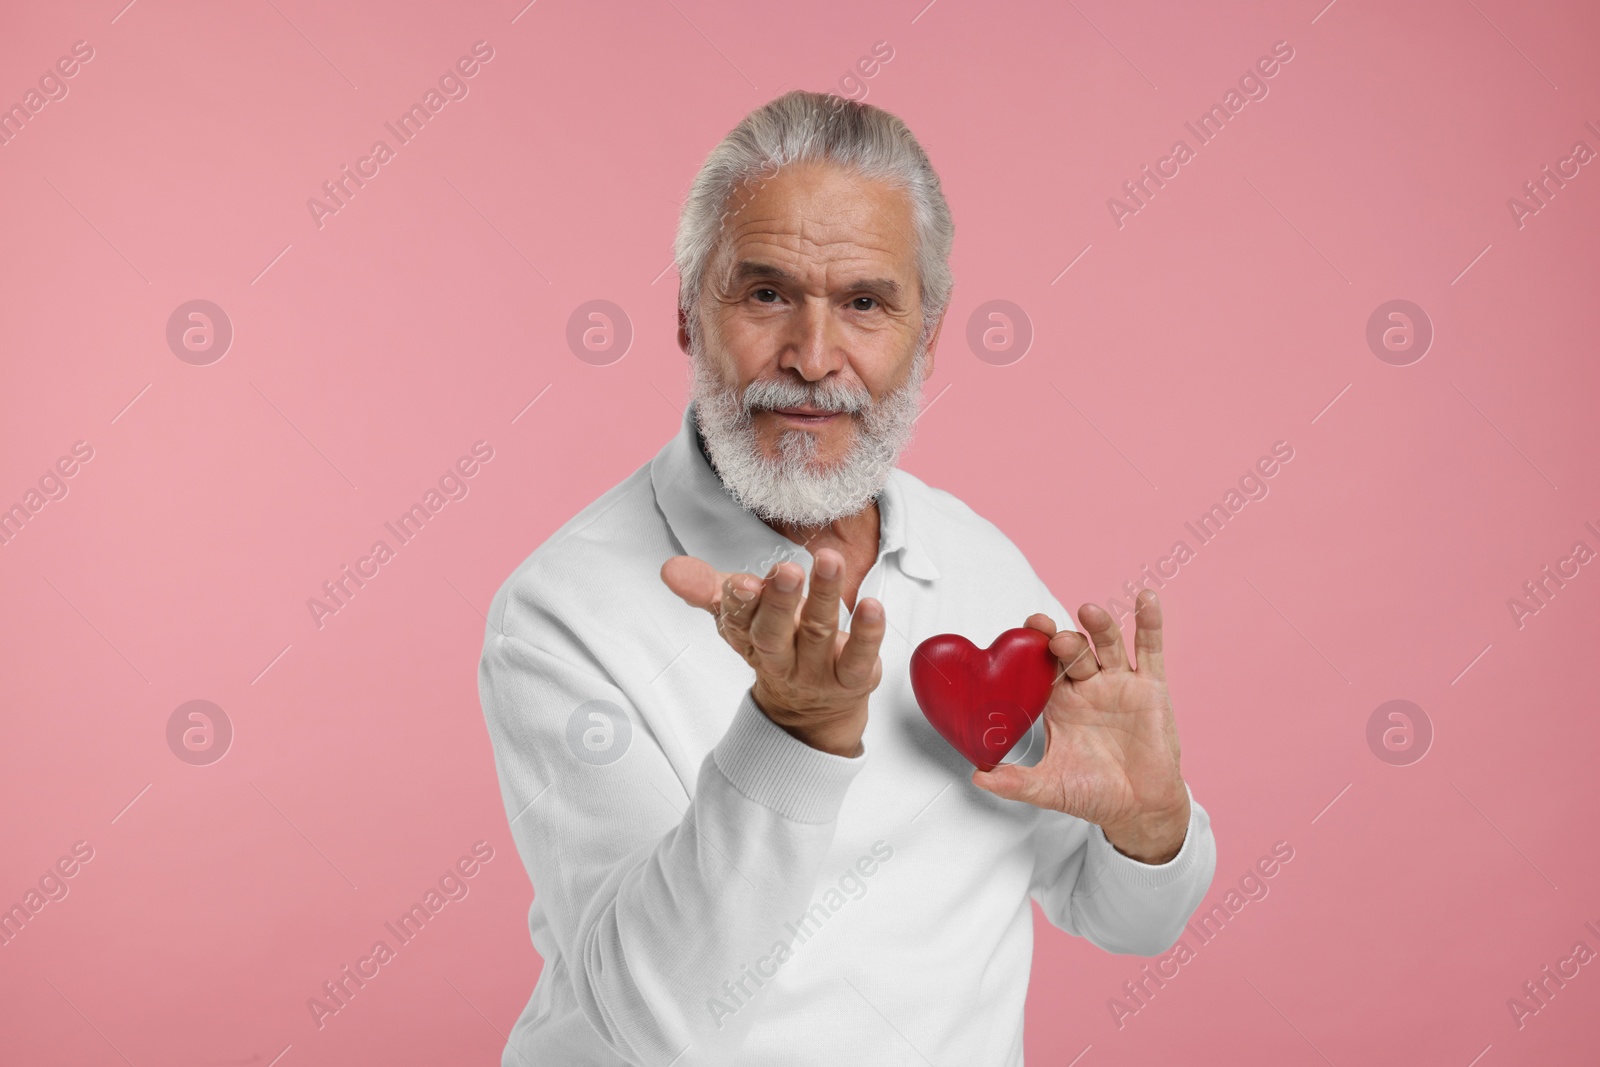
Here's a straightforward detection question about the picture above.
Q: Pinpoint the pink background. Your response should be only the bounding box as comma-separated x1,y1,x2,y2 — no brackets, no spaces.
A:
3,0,1598,1063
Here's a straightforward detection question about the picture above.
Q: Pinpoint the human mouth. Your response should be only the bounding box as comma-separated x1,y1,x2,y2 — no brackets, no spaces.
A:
767,406,844,425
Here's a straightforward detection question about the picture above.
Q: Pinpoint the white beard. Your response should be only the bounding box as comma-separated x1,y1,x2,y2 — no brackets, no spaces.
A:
689,338,927,528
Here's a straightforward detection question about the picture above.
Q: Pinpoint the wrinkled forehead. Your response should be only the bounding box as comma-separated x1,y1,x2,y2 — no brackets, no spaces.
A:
707,162,919,293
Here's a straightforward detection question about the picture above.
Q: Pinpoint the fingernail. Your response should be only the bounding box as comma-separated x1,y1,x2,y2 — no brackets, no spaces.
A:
815,554,840,580
774,566,800,592
731,582,756,602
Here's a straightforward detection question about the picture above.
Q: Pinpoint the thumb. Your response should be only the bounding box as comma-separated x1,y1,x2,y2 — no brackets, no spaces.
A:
1023,613,1058,637
661,555,724,613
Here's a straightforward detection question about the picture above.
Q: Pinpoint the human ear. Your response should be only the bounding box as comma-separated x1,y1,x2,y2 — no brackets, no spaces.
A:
923,311,947,379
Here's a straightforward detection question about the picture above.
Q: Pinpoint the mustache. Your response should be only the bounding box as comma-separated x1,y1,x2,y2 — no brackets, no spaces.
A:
739,375,872,416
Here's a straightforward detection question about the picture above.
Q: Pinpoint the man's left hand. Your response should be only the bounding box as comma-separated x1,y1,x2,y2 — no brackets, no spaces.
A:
972,589,1191,865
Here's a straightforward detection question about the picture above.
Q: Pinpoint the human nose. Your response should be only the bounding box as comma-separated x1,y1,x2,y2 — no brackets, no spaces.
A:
778,299,846,382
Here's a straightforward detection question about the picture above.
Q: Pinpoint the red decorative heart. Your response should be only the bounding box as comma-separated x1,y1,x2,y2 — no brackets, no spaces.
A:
909,628,1058,771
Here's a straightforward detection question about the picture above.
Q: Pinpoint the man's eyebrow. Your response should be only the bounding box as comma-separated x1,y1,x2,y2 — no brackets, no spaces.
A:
727,261,798,287
726,260,904,299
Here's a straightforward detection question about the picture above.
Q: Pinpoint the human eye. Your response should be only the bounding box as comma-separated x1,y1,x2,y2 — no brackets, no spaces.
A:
751,287,782,303
849,295,879,312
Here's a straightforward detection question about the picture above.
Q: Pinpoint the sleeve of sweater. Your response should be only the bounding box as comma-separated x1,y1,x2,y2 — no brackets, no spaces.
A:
1027,782,1217,956
478,627,867,1065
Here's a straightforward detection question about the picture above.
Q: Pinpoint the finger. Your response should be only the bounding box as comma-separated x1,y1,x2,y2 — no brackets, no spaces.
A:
1024,613,1057,637
661,555,726,614
1075,601,1129,672
719,570,762,623
794,549,844,675
1048,630,1100,681
717,572,764,651
836,597,886,689
748,560,804,671
1132,588,1165,677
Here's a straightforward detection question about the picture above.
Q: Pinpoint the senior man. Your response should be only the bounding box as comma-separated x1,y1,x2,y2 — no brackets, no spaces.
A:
478,90,1217,1066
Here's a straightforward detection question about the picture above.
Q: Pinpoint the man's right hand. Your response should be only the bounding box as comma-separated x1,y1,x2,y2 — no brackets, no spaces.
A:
660,548,885,757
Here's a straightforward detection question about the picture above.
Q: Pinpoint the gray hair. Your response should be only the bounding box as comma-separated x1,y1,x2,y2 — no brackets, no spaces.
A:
673,89,955,346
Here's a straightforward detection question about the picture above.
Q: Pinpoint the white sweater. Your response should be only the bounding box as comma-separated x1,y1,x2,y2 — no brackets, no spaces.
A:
478,402,1217,1066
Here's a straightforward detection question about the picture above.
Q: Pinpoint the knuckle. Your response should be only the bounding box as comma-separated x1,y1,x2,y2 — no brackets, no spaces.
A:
797,617,835,643
750,633,786,657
